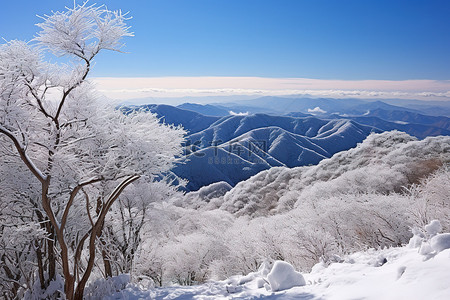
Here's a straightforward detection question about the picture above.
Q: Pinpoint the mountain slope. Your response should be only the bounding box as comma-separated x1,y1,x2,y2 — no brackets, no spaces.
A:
216,131,450,217
122,103,449,191
187,114,373,148
177,103,230,117
175,116,379,191
335,115,450,139
123,104,220,134
365,108,450,130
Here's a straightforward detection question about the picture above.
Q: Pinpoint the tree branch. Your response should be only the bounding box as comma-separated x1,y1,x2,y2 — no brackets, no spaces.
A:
25,82,53,121
74,174,140,297
60,176,104,232
0,124,47,183
54,59,90,123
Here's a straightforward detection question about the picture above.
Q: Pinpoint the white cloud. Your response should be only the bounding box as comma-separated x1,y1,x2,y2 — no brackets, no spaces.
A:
307,107,327,114
229,111,249,116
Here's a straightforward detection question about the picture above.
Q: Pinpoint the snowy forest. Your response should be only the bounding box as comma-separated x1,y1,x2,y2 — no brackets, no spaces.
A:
1,3,450,300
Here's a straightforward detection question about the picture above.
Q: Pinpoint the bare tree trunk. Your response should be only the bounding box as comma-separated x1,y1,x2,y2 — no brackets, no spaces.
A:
47,225,56,284
35,241,46,290
102,247,113,278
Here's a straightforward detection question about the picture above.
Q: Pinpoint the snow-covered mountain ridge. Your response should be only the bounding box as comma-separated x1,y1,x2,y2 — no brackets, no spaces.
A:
123,103,449,191
174,117,377,190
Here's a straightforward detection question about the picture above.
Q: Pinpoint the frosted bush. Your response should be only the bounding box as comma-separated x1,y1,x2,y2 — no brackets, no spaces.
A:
23,275,65,300
408,227,425,249
84,274,130,300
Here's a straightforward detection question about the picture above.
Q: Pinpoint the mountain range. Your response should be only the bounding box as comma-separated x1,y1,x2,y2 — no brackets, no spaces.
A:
122,97,450,191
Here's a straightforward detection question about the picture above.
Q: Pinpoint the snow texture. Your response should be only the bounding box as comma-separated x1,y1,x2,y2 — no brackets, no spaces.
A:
266,261,306,292
430,233,450,253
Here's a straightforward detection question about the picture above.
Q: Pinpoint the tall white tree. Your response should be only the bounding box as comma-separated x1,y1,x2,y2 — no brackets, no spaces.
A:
0,3,185,299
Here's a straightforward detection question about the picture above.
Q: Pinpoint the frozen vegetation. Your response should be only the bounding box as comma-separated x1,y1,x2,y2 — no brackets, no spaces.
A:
71,131,450,299
88,221,450,299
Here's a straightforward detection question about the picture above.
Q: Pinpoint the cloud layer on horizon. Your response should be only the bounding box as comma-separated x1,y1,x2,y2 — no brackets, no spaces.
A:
93,77,450,101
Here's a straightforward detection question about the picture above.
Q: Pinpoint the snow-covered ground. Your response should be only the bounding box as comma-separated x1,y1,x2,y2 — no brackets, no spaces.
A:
105,225,450,300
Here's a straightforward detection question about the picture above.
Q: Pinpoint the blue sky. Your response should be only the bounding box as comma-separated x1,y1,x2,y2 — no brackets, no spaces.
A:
1,0,450,81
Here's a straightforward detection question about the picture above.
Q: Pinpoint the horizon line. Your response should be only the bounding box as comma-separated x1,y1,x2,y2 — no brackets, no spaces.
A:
92,76,450,101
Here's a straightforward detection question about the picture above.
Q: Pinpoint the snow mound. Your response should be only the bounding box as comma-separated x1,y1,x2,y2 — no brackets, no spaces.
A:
410,220,450,256
266,260,306,292
430,234,450,253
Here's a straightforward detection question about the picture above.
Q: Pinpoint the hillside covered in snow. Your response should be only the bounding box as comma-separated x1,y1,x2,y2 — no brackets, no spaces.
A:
175,115,378,190
24,130,449,299
179,131,450,217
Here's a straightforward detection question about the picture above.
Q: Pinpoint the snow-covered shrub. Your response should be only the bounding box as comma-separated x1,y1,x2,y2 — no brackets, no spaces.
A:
163,232,226,285
425,220,442,237
407,167,450,231
209,218,262,278
22,275,65,300
84,274,130,300
132,206,233,286
430,233,450,253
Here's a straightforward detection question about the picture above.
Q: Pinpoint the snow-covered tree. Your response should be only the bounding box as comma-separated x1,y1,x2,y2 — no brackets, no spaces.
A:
0,3,185,299
100,179,183,278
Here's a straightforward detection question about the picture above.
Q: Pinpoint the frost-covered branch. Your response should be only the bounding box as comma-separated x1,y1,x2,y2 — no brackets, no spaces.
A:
0,124,47,183
60,176,105,232
34,2,133,61
75,175,140,299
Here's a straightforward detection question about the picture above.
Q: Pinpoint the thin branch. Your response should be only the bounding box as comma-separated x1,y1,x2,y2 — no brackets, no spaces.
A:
73,230,91,281
60,176,104,232
60,118,88,128
25,82,53,121
75,175,140,297
0,124,47,183
54,59,90,123
83,189,94,228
